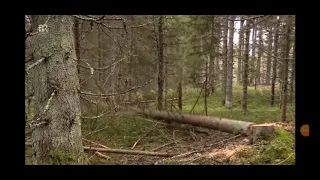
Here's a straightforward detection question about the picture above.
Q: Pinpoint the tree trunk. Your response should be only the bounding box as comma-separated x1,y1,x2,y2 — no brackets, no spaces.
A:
266,27,273,85
226,15,235,109
289,41,295,103
157,15,165,111
256,25,263,86
74,18,81,85
131,108,275,143
30,15,87,165
250,20,257,85
281,16,292,122
237,17,244,85
128,15,135,103
222,15,228,105
209,15,215,94
178,82,182,113
271,17,280,106
242,19,251,112
205,59,208,116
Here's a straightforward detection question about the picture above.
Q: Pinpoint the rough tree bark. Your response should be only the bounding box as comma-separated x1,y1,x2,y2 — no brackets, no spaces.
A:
237,16,244,85
157,15,165,111
266,27,273,85
250,20,257,85
209,15,216,94
256,25,263,87
178,82,182,113
242,18,251,112
226,15,235,109
222,15,228,105
281,16,292,122
74,18,81,82
289,41,295,102
271,17,280,106
30,15,87,165
131,108,276,143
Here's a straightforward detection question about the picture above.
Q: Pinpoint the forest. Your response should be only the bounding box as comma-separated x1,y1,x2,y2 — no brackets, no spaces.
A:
25,15,295,165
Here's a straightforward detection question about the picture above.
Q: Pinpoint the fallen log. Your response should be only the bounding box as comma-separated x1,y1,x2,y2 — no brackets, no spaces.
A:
129,108,276,143
83,146,178,157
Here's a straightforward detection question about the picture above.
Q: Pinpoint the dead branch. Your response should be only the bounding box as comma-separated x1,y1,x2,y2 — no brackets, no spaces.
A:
80,79,153,98
276,153,294,165
83,146,178,157
131,124,158,150
81,108,112,119
95,151,111,159
29,90,56,128
26,57,46,73
152,137,188,151
82,138,110,149
73,15,159,29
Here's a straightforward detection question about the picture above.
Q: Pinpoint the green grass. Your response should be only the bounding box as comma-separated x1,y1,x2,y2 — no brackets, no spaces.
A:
179,85,295,123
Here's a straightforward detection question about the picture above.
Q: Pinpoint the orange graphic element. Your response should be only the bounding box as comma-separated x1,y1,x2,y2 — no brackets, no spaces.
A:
300,124,309,137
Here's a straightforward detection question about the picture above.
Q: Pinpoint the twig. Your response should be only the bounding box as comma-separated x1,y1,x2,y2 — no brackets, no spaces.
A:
131,124,158,150
83,146,178,157
84,126,109,138
26,57,46,73
276,153,294,165
29,90,56,127
82,138,110,149
81,109,112,119
152,137,188,152
95,151,111,159
80,79,153,98
189,82,205,114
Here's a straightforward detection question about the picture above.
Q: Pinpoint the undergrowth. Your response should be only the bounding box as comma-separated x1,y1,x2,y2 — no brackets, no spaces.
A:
25,85,295,165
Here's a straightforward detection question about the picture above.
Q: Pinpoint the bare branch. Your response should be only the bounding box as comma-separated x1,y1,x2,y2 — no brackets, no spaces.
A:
81,79,154,98
73,15,159,29
26,57,46,73
29,90,56,128
81,109,112,119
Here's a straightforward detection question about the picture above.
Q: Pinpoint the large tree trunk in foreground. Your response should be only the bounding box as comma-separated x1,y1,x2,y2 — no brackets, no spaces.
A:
130,108,275,143
30,15,86,165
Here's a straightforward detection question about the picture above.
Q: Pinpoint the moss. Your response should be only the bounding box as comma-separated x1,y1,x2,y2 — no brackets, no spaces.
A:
47,150,86,165
234,129,295,165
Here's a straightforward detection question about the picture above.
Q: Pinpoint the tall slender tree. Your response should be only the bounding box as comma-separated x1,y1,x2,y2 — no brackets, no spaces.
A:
271,16,280,106
222,15,228,105
242,18,251,112
237,16,244,85
157,15,165,111
226,15,235,108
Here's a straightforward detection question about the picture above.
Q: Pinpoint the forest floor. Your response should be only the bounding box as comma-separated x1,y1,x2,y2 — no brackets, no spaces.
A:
25,85,295,165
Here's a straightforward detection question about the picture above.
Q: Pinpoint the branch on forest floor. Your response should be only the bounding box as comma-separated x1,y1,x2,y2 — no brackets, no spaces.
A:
82,138,110,149
83,146,178,157
153,134,242,165
80,79,153,98
131,124,158,150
